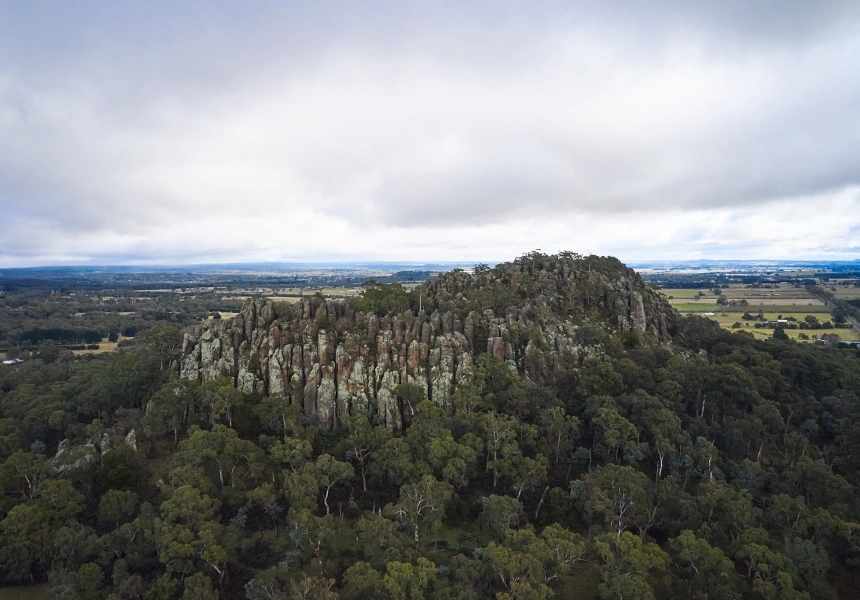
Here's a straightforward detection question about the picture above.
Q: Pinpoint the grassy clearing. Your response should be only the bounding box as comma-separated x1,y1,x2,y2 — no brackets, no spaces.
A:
207,312,240,320
71,335,128,355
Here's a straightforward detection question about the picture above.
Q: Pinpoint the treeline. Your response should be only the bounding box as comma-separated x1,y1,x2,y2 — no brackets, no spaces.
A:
18,327,103,345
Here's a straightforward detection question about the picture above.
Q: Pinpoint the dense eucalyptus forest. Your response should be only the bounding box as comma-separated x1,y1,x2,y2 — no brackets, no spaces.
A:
1,253,860,600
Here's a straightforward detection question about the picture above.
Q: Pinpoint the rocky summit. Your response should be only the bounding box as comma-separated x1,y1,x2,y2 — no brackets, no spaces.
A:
179,252,679,431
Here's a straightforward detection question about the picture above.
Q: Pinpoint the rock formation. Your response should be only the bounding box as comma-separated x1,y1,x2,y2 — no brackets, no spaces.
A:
48,438,99,476
125,429,137,451
179,253,678,431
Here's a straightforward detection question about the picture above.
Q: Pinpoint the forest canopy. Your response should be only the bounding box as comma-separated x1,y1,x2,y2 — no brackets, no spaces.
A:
1,255,860,600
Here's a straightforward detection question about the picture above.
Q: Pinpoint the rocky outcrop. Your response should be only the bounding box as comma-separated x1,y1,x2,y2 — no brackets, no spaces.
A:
179,253,679,431
48,439,99,476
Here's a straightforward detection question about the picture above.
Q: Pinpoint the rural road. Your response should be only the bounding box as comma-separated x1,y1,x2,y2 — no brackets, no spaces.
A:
809,289,860,335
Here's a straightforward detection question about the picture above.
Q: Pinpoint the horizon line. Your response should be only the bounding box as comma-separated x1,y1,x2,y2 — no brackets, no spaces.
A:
1,257,859,273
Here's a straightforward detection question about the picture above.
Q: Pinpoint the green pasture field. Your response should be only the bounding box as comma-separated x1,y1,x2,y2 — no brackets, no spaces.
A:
719,326,860,342
721,284,820,300
670,302,717,311
667,298,721,304
319,287,362,297
660,288,712,299
668,285,860,341
830,284,860,300
671,303,831,314
699,312,860,342
723,293,815,300
662,284,822,313
730,299,825,306
707,311,836,322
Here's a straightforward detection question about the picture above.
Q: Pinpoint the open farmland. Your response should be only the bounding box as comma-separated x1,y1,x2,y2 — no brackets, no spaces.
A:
664,283,823,307
702,311,860,342
664,283,858,343
829,280,860,300
669,302,830,313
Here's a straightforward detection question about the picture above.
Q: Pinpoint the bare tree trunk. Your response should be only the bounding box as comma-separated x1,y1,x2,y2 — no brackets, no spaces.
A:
534,485,550,520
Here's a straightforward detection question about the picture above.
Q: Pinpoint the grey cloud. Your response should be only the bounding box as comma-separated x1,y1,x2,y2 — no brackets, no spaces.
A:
1,1,859,261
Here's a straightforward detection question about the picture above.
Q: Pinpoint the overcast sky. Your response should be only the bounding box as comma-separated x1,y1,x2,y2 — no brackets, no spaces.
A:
1,1,859,267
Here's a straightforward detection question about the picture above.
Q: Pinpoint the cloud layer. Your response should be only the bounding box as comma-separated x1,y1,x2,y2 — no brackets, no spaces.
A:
1,1,859,266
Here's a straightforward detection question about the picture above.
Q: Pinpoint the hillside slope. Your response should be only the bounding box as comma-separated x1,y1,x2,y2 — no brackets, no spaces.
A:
179,252,679,430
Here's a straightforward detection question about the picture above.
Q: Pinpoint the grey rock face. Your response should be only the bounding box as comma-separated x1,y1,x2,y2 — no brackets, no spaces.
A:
179,255,678,431
48,438,98,476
